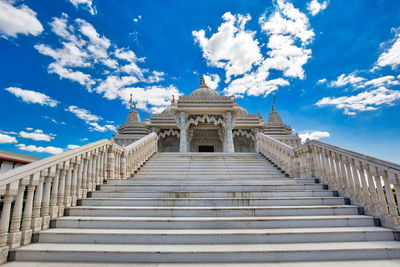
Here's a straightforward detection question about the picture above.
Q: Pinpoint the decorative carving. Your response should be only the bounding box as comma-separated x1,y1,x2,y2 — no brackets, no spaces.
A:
158,129,180,138
233,129,256,141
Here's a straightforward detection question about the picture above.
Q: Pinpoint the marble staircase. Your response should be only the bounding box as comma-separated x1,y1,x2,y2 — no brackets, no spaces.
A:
10,153,400,263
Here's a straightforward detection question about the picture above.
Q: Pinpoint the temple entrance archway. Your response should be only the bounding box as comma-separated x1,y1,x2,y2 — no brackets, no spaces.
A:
189,128,223,152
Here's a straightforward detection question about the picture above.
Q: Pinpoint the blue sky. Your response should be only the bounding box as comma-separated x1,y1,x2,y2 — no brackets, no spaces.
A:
0,0,399,162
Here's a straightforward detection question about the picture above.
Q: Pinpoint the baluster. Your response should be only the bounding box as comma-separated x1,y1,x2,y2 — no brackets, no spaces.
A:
20,180,36,245
82,156,89,196
64,162,73,208
366,164,389,218
57,167,66,217
0,186,14,263
385,170,400,229
86,156,93,193
356,161,371,213
31,173,45,232
8,181,27,248
49,166,60,219
71,162,79,206
349,159,362,205
75,159,84,200
41,176,53,230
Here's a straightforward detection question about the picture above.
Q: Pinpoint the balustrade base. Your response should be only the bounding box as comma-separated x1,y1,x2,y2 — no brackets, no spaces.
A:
7,231,21,249
78,189,83,199
58,205,65,217
50,206,58,219
21,229,32,246
72,196,77,206
31,218,42,232
42,216,50,230
65,196,72,208
0,246,9,263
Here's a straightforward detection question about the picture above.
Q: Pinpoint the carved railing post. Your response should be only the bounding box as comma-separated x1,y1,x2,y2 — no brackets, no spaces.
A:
8,181,26,248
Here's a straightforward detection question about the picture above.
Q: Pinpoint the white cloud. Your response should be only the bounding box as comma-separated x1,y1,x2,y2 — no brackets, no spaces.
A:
147,71,165,83
80,138,88,141
317,78,327,84
376,28,400,69
68,0,96,15
120,85,180,113
133,15,142,23
363,75,399,88
65,105,117,132
328,73,366,88
19,129,55,142
203,74,220,90
65,105,102,121
16,144,64,155
43,116,66,125
224,70,289,97
35,14,181,111
307,0,328,16
193,12,262,82
0,133,17,144
299,130,330,142
87,122,116,132
259,0,314,79
316,87,400,115
327,74,400,89
0,130,17,135
5,87,59,107
67,144,80,150
0,1,43,38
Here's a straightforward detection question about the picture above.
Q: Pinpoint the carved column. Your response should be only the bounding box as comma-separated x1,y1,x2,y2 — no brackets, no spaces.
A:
223,112,235,153
175,112,189,152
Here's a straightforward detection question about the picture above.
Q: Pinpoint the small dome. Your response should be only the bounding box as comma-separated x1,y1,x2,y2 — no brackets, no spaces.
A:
189,86,220,97
160,106,174,116
235,104,248,115
125,109,141,124
267,111,283,125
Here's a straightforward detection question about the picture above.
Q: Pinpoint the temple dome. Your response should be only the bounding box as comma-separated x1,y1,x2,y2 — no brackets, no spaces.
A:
189,86,220,97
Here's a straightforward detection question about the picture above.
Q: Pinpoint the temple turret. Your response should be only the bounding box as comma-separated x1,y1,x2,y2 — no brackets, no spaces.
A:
113,98,149,146
263,96,300,147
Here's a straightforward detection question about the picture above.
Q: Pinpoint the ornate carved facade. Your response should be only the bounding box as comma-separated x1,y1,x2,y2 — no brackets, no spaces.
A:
113,77,300,152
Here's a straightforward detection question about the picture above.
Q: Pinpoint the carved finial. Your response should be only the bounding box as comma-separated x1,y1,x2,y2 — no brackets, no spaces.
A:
129,93,137,110
200,76,207,87
272,95,276,112
171,95,175,103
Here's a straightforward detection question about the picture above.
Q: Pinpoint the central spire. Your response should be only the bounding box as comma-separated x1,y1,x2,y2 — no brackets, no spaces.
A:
200,76,208,88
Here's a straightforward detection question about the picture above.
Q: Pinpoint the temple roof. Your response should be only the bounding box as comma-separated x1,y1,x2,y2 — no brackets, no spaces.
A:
189,77,220,98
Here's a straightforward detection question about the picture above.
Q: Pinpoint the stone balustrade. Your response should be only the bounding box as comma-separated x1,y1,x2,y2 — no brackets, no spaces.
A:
0,133,157,263
257,133,400,230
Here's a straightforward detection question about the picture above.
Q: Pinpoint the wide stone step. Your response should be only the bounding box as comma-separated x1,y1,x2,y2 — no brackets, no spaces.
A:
53,215,374,229
99,184,326,192
90,190,335,198
133,172,282,176
36,227,395,244
13,241,400,262
79,197,346,207
106,179,314,185
130,175,291,180
67,205,360,217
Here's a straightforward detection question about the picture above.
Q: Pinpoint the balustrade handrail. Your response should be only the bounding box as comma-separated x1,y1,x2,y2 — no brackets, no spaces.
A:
0,133,158,262
124,132,157,151
0,139,113,187
257,133,293,151
303,140,400,172
256,132,400,231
